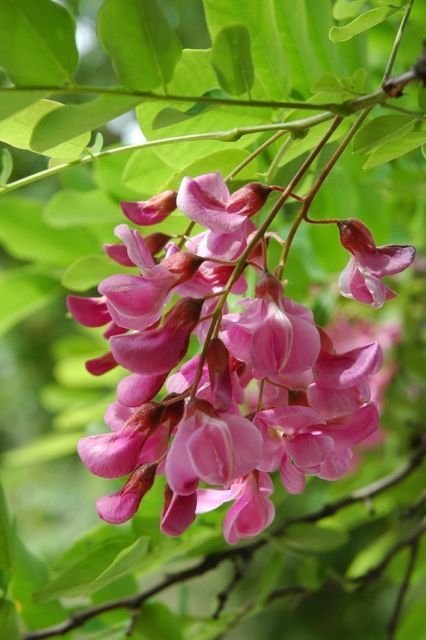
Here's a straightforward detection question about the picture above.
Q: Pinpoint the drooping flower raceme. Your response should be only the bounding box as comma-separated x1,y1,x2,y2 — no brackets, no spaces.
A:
67,171,415,544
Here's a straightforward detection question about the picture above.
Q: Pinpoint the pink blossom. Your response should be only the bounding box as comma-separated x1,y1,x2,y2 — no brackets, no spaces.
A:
97,463,157,524
110,297,203,375
165,401,262,494
66,295,110,327
221,272,320,378
160,486,197,536
197,472,275,544
177,173,271,233
121,190,177,226
337,219,415,308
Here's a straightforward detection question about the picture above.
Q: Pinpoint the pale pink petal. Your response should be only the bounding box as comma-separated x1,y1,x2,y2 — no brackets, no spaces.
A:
223,474,275,544
318,448,353,480
187,417,234,486
280,454,306,494
196,483,243,514
104,402,133,431
114,224,155,271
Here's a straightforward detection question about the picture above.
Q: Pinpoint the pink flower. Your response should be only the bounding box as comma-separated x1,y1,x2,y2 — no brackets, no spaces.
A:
177,173,271,233
337,219,415,308
221,272,320,378
165,400,262,494
77,403,163,478
160,485,197,536
307,332,382,419
111,297,203,375
196,472,275,544
121,190,177,226
66,295,110,327
97,463,157,524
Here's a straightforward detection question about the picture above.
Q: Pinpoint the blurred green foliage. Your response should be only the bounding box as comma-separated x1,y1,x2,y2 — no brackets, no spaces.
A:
0,1,425,639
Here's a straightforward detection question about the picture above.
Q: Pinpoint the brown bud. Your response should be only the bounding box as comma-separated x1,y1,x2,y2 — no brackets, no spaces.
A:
255,270,283,304
144,232,171,256
164,297,204,331
163,251,204,284
227,183,272,216
337,219,376,254
288,389,309,406
161,398,185,432
125,462,157,496
207,338,232,411
121,190,177,225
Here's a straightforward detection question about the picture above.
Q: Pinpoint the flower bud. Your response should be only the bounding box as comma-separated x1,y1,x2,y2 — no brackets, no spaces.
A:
207,338,233,411
120,190,177,226
162,251,204,285
144,232,171,256
255,270,283,304
227,183,272,217
337,219,376,254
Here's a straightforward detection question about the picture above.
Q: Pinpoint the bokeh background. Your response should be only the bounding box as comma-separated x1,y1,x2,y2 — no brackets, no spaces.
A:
0,1,425,638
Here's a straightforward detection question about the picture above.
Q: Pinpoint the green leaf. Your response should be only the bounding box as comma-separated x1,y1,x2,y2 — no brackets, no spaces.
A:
62,254,126,291
333,0,369,21
352,115,415,154
418,86,426,111
93,537,149,590
98,0,182,91
363,127,426,169
211,25,254,96
0,600,20,640
0,148,13,186
0,481,13,571
34,537,148,602
134,602,183,640
2,432,80,468
0,90,47,121
329,6,400,43
0,269,58,335
0,197,100,265
282,524,348,552
0,100,90,160
30,94,141,153
122,147,177,195
203,0,290,99
10,535,65,628
163,148,256,190
44,189,122,228
0,0,78,85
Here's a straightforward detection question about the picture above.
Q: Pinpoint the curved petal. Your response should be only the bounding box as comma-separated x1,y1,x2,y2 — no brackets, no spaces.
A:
66,295,110,327
117,372,167,407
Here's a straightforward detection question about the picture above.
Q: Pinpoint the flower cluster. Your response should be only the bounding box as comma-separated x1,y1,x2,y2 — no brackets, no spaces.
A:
67,172,415,544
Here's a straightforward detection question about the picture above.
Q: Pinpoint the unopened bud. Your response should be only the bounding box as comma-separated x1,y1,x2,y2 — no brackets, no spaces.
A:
121,190,177,226
163,251,204,284
207,338,232,411
144,232,171,256
337,219,376,254
227,183,272,216
164,297,204,331
255,270,283,304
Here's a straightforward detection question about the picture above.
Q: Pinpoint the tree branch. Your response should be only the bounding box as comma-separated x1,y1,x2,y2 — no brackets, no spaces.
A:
23,444,425,640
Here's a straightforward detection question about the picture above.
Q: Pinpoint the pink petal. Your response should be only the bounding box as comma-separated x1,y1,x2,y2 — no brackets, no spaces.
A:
223,474,275,544
104,401,133,431
325,403,379,448
196,483,243,514
66,295,110,327
318,447,353,480
103,243,134,267
97,490,142,524
251,308,293,376
286,433,334,471
177,174,246,233
225,413,262,478
77,430,144,478
307,382,370,420
99,274,170,330
165,417,199,495
160,489,197,537
120,191,177,226
187,417,234,486
314,342,382,389
117,372,167,407
114,224,156,271
280,454,306,494
85,352,117,376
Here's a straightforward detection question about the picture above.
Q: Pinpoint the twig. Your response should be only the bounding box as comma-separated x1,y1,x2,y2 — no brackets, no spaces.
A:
386,539,420,640
23,444,425,640
382,0,414,83
212,556,249,619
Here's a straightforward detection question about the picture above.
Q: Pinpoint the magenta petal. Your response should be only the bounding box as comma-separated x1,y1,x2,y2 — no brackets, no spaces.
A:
99,274,169,331
358,244,416,276
117,372,167,407
177,174,246,233
251,311,293,376
120,191,176,226
307,382,370,420
104,243,134,267
187,418,234,486
161,491,197,537
325,403,379,448
77,431,144,478
66,295,110,327
314,342,382,389
165,417,199,495
111,324,192,375
85,352,117,376
318,448,353,480
97,490,141,524
286,433,334,471
225,414,262,478
283,313,320,375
